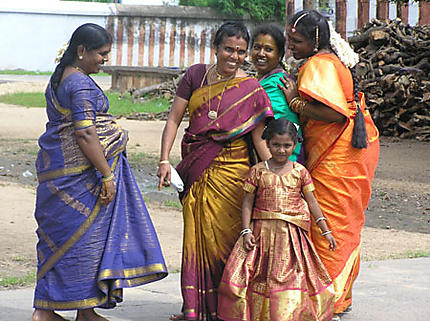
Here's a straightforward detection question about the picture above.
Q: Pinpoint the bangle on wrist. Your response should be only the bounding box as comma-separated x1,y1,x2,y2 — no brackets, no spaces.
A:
321,230,332,236
102,172,114,183
159,160,170,165
315,216,326,224
240,228,252,237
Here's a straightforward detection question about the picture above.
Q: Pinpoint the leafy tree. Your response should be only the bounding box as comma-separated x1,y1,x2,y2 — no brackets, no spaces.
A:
179,0,285,22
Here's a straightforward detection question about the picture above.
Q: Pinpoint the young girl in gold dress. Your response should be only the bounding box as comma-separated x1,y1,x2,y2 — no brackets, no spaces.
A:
217,119,336,321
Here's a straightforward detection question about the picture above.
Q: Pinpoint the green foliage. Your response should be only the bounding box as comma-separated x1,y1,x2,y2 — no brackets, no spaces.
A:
0,91,171,116
179,0,285,22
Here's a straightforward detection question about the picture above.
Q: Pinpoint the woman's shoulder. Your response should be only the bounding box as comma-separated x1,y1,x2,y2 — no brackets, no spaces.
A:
185,63,208,76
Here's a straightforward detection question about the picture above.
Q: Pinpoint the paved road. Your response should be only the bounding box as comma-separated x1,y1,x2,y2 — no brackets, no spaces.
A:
0,258,429,321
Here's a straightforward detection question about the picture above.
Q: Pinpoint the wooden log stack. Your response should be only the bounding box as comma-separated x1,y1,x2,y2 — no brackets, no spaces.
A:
349,18,430,141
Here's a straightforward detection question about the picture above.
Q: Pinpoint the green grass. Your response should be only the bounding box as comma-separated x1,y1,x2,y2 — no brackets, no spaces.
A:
388,250,430,260
0,69,110,77
163,199,183,210
127,151,159,167
0,69,52,75
0,91,170,115
0,271,36,288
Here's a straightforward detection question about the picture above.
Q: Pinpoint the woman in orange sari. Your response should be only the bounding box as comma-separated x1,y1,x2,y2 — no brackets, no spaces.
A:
279,10,379,320
157,22,273,320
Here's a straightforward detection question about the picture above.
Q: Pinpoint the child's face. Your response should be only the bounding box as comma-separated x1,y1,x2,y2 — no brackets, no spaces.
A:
267,133,296,163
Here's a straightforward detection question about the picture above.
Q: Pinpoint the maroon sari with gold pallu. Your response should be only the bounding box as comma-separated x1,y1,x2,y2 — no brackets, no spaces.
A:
175,74,273,320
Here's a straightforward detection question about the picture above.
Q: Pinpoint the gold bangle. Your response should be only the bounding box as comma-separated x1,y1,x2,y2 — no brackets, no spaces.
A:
102,172,114,183
159,160,170,165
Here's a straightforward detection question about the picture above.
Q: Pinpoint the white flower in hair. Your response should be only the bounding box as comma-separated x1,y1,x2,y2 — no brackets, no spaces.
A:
55,43,69,64
328,21,359,68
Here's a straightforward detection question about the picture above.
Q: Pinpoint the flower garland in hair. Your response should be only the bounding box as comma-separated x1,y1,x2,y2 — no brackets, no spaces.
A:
54,43,69,64
327,21,359,68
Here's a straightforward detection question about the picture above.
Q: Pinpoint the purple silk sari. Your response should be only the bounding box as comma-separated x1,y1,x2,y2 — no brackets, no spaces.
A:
33,73,167,310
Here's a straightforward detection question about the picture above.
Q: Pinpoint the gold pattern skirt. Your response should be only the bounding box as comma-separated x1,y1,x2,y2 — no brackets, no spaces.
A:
218,219,334,321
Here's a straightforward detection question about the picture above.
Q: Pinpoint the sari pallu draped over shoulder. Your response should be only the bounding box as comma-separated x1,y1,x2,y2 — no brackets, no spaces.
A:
176,76,273,199
298,53,379,313
176,76,273,320
34,77,167,310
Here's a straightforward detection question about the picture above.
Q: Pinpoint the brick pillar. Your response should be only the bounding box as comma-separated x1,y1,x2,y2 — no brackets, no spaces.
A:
286,0,295,17
304,0,313,10
336,0,347,39
357,0,370,29
376,0,389,21
397,2,409,24
419,1,430,25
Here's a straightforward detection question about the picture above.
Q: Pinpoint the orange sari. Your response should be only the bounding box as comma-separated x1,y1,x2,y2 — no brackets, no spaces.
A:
298,53,379,313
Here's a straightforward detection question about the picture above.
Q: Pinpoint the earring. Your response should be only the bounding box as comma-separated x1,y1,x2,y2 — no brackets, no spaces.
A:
314,26,319,53
78,56,83,60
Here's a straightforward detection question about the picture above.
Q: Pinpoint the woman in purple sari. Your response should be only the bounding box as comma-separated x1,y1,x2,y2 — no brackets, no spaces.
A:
32,24,167,321
157,22,273,320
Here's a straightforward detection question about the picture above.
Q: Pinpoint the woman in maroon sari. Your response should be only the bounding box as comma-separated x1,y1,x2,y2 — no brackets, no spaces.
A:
157,22,273,320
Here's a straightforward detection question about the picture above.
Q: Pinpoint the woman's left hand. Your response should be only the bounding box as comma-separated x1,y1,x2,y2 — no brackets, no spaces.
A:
278,75,299,104
101,180,116,206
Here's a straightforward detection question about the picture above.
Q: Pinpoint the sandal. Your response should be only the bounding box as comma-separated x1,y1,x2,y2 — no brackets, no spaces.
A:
332,313,342,321
169,313,186,321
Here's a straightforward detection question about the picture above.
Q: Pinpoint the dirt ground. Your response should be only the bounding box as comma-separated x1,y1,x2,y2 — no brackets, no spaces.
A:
0,81,429,288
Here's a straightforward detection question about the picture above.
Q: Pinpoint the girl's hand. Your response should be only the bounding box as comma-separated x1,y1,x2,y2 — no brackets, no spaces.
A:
157,163,171,190
278,75,299,104
325,234,337,251
243,233,255,251
101,180,116,206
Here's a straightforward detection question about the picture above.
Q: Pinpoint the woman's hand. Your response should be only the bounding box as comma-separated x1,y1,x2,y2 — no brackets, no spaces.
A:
101,180,116,206
157,163,171,190
325,233,337,251
278,75,299,104
243,233,256,251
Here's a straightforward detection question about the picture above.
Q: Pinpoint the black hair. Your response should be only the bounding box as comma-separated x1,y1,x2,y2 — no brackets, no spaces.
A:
51,23,112,93
262,118,303,145
251,23,286,61
289,10,368,148
213,21,250,49
288,10,330,52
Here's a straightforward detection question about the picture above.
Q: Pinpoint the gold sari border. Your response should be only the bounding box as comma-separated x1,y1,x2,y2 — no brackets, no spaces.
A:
51,94,71,115
74,119,94,129
37,156,119,281
98,263,167,279
37,165,92,183
34,295,108,310
200,86,265,131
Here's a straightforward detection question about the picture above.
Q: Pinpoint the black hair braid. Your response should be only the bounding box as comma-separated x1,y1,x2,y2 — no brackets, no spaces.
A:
51,49,75,93
350,67,368,148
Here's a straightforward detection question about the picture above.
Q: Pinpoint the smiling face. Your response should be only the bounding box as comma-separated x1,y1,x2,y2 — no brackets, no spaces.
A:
78,43,111,75
250,33,281,77
215,36,248,77
287,27,314,60
267,133,296,164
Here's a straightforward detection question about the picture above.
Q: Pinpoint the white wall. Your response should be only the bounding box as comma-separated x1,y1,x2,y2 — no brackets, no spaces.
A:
0,1,112,72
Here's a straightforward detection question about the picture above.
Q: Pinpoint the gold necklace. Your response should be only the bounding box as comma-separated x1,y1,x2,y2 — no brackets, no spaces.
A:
207,74,235,120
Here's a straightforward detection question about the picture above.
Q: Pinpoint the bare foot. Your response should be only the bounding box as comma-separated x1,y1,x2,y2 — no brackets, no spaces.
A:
169,313,186,321
76,309,108,321
32,309,69,321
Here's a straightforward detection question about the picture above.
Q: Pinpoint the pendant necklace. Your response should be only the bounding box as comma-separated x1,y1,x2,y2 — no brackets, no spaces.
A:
207,64,235,120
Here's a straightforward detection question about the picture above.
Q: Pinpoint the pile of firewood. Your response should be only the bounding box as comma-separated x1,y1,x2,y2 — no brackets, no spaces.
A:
349,18,430,141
